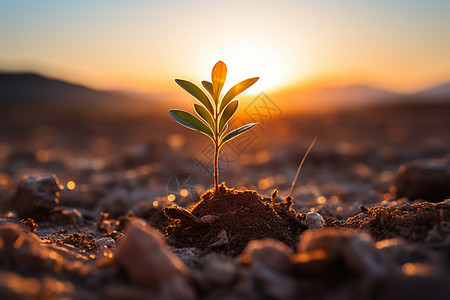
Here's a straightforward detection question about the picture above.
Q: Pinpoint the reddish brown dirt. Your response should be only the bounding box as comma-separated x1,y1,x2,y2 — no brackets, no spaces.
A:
164,184,302,256
49,232,98,252
328,202,450,242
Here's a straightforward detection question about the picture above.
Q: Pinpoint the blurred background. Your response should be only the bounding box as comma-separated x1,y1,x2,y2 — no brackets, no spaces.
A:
0,0,449,210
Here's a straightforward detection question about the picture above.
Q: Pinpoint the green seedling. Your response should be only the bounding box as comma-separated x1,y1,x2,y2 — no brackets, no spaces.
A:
169,61,259,194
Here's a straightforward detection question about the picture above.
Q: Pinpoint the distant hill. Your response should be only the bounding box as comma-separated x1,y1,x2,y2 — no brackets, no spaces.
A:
0,72,112,104
0,72,167,120
409,82,450,101
274,81,450,113
1,72,449,118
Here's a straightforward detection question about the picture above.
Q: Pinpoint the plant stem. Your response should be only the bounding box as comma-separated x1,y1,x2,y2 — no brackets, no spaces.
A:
214,142,219,194
214,101,220,195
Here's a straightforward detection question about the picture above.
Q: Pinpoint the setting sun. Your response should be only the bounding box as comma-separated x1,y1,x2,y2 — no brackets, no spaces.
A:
196,40,300,94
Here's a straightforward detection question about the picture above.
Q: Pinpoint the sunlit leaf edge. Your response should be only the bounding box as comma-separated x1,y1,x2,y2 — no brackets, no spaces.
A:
169,109,214,138
218,100,239,132
219,77,259,113
220,122,258,146
175,79,214,115
194,103,215,130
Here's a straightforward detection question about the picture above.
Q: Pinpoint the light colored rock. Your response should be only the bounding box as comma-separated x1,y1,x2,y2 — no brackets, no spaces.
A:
95,237,116,249
209,229,228,248
115,219,195,300
301,212,325,230
11,174,61,219
198,215,220,224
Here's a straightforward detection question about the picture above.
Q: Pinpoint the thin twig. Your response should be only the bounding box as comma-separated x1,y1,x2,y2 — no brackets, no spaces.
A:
288,136,317,197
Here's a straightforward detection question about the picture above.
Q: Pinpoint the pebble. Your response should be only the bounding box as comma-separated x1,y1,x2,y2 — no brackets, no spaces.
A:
115,219,195,300
11,174,61,219
393,159,450,202
301,212,325,230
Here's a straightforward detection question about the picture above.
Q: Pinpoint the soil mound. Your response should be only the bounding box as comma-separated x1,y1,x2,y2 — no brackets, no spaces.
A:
329,201,450,243
164,184,299,256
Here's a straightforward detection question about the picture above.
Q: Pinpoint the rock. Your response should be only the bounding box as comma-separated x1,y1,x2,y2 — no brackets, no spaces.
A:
95,237,116,250
115,219,195,300
0,270,41,300
296,228,386,277
242,239,297,300
393,159,450,202
0,270,75,300
198,214,220,224
49,207,83,225
11,174,61,219
208,229,228,248
301,212,325,230
0,222,63,273
18,218,38,233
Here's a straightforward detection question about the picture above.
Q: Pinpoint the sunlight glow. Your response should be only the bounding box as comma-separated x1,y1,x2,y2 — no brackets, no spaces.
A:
180,189,189,197
67,181,76,190
198,40,301,94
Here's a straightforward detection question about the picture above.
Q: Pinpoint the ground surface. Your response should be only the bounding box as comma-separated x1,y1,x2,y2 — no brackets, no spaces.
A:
0,102,449,299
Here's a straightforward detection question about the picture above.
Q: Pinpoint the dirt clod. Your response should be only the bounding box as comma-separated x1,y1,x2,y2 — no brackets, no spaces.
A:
165,184,300,256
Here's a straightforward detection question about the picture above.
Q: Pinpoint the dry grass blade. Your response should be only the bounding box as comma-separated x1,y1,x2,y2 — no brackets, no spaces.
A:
288,136,317,197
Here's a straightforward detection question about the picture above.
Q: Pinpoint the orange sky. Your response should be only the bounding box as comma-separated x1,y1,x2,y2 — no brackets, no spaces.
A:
1,1,449,95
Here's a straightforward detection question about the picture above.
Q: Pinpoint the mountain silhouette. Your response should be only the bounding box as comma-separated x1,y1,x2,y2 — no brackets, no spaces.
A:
0,72,166,120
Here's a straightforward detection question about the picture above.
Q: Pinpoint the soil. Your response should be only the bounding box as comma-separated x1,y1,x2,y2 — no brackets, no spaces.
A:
0,102,449,299
164,183,303,255
329,202,450,243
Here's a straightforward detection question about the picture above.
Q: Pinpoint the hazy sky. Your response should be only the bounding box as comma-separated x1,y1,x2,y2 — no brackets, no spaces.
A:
1,0,449,93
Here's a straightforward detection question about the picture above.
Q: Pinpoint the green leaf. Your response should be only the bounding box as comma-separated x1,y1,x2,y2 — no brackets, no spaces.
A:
219,100,239,132
194,103,214,130
169,110,214,138
221,123,258,146
201,81,214,98
219,77,259,113
211,61,227,104
175,79,214,115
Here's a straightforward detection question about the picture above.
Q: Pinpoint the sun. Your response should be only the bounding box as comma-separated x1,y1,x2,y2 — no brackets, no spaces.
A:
198,41,296,95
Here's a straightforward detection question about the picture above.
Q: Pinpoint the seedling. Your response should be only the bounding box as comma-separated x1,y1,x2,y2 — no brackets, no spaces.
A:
169,61,259,194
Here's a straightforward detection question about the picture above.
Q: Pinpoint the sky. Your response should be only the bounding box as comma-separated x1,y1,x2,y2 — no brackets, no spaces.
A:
0,0,449,94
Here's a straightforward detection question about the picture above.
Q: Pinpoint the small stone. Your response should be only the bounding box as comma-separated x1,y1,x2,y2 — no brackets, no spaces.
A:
11,174,61,219
393,159,450,202
209,229,228,248
115,219,195,300
301,212,325,230
0,222,64,273
95,237,116,249
50,207,83,225
198,215,220,224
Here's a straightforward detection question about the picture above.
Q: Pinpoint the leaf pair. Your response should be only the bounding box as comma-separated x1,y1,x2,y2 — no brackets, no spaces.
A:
169,61,259,147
